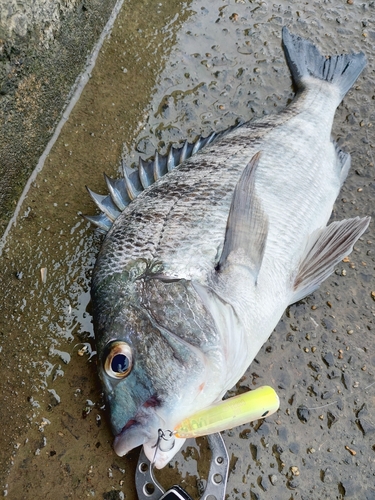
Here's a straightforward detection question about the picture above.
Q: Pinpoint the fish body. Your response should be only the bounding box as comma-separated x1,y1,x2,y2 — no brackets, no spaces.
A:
89,28,369,468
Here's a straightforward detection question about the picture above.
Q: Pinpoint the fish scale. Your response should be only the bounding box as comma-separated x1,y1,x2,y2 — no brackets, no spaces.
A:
88,28,370,469
94,120,287,283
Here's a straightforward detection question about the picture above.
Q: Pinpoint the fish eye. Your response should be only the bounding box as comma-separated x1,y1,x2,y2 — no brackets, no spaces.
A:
103,341,133,379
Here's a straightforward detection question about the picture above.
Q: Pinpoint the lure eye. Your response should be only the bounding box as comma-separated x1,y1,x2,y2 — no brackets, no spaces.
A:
103,341,133,379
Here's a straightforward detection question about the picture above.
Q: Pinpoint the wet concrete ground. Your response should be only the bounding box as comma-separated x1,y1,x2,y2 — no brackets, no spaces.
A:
1,0,375,498
0,0,117,235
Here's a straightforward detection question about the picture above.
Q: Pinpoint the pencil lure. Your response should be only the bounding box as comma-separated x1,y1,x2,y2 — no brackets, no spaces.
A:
174,386,280,439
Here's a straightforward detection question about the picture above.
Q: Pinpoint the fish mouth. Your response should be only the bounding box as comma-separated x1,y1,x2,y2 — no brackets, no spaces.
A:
113,419,186,468
113,394,162,456
112,396,187,468
113,419,149,456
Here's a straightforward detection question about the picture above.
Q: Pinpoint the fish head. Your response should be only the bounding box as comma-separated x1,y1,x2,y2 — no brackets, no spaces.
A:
92,269,225,468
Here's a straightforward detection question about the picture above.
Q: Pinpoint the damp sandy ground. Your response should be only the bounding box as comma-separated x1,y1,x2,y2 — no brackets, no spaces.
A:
1,0,375,498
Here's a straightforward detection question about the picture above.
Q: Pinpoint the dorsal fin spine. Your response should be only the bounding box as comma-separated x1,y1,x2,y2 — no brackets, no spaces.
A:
104,174,128,211
138,158,152,189
85,124,241,232
122,164,141,200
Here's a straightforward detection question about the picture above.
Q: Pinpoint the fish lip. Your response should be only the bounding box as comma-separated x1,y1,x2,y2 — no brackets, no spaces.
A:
121,418,138,433
113,394,163,457
113,420,147,456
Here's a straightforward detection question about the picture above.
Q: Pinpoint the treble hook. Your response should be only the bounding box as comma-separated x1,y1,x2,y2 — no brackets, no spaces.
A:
152,429,176,465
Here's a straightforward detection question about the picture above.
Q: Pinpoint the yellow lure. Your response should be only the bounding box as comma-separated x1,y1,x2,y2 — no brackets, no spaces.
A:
174,386,279,439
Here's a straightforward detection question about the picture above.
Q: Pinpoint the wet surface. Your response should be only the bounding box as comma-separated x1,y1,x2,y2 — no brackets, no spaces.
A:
1,0,375,498
0,0,118,234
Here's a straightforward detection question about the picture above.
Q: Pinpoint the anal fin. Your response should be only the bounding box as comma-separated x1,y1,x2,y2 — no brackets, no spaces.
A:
291,216,371,304
333,141,351,186
218,151,268,280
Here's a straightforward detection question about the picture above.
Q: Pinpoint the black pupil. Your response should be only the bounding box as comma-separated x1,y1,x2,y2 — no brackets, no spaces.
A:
111,354,129,373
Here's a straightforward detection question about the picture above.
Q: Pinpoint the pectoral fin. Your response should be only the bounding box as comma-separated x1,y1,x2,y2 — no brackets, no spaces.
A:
291,216,371,303
218,151,268,280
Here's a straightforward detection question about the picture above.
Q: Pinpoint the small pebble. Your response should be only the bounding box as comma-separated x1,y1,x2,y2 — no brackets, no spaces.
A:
322,390,334,400
297,406,310,423
289,442,300,454
311,346,317,353
259,476,269,492
322,352,335,367
77,345,88,357
40,267,47,284
327,411,338,428
323,468,333,483
347,329,353,335
371,291,375,301
290,466,300,476
311,305,317,310
341,480,358,498
358,418,375,436
345,445,356,456
288,478,300,489
347,0,353,4
304,347,309,353
269,474,278,485
342,373,351,390
308,447,315,454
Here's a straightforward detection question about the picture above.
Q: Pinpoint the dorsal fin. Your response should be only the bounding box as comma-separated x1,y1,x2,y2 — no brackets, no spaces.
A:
218,151,268,280
291,216,371,303
85,124,241,233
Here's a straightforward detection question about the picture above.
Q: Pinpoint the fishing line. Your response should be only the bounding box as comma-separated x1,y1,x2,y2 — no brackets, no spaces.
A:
302,379,375,411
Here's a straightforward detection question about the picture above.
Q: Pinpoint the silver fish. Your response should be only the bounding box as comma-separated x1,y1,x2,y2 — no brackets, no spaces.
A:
88,28,370,468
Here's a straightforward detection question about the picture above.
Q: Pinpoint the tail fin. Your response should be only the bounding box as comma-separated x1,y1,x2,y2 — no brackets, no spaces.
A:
282,27,366,101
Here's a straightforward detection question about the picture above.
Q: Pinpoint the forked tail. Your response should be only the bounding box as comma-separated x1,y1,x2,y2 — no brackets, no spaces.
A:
282,27,366,102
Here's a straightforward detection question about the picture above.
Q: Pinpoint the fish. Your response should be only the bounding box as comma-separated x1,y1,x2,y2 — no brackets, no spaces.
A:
87,27,370,469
